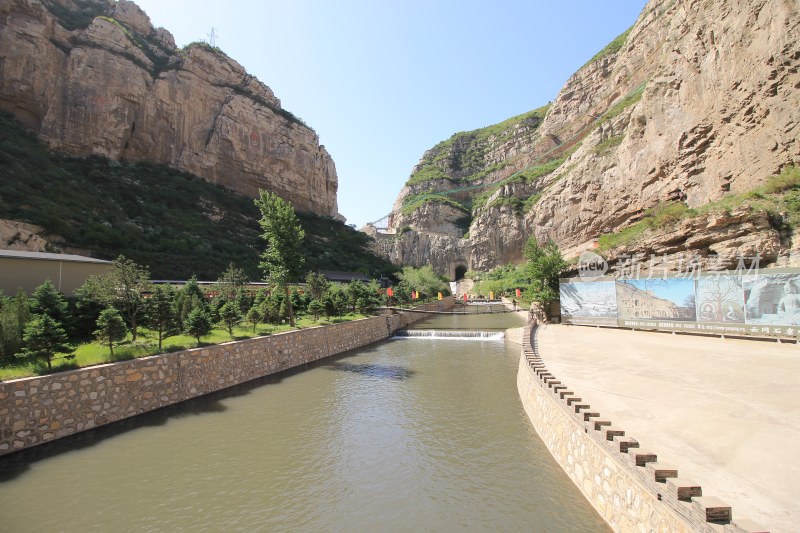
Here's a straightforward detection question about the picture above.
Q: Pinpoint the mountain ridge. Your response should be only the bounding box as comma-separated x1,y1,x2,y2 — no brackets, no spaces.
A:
377,0,800,276
0,0,339,217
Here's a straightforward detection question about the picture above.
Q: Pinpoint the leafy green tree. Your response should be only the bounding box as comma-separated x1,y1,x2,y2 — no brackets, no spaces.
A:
254,190,305,327
14,288,31,340
175,276,205,329
31,280,68,323
290,287,307,314
523,238,567,302
79,255,151,340
219,301,242,338
145,286,178,350
357,280,382,313
186,307,212,344
397,265,447,299
217,263,248,303
0,289,33,362
307,299,324,322
259,293,283,325
305,272,329,301
93,308,127,357
0,292,22,363
22,314,70,371
346,281,368,314
246,305,261,333
324,284,349,318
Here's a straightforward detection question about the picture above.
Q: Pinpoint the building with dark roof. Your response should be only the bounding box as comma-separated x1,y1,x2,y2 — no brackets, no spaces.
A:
0,250,112,296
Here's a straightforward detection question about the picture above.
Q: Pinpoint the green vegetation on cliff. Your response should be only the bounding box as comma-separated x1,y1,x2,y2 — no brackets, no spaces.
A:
0,112,395,279
597,165,800,251
405,105,550,187
581,26,633,69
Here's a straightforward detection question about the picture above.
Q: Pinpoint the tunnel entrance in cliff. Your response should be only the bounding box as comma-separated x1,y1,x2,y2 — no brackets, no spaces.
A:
454,265,468,281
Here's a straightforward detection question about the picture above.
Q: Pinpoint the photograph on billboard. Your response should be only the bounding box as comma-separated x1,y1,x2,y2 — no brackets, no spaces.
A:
744,273,800,326
696,275,745,324
560,280,618,326
615,278,697,322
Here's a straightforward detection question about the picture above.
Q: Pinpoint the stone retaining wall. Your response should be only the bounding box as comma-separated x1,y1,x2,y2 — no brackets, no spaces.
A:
0,298,452,457
516,323,768,533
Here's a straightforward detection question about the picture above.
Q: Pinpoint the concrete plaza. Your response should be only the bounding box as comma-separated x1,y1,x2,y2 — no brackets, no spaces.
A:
535,324,800,532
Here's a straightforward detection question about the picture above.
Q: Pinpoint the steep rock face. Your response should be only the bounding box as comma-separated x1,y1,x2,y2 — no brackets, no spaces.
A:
380,230,469,281
381,0,800,275
0,0,339,217
390,202,469,239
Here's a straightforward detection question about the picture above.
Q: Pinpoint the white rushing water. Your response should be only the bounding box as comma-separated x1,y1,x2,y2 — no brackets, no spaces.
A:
394,329,505,340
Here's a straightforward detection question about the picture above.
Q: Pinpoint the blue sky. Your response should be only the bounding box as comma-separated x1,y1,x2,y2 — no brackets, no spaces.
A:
626,279,696,306
133,0,648,227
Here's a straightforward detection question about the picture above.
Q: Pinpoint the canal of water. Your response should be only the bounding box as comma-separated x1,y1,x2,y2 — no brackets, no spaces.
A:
0,309,608,532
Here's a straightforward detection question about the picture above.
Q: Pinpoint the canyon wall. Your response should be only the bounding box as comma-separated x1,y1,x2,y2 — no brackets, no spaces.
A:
0,0,339,217
379,0,800,276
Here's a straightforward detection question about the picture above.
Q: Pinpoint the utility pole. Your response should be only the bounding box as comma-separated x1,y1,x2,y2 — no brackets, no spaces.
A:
207,27,219,48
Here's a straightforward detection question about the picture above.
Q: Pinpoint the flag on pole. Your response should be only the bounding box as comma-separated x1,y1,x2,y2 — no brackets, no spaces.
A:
515,288,521,298
387,287,393,297
412,291,417,300
438,292,443,301
463,293,468,302
490,291,494,300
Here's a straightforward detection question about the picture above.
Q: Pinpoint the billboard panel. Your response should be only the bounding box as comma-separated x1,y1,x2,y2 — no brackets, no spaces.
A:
560,280,617,326
616,278,696,322
559,268,800,338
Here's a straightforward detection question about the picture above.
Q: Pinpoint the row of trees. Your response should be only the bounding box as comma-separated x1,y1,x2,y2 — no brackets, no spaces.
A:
0,260,451,372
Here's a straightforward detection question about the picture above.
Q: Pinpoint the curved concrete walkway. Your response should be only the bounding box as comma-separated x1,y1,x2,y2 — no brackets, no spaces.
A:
537,324,800,532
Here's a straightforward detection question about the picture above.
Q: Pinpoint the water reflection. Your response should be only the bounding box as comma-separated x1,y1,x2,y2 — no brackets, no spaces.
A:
0,312,608,532
324,361,416,380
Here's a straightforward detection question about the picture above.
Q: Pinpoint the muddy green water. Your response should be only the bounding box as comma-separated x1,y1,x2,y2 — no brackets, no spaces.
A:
0,312,608,532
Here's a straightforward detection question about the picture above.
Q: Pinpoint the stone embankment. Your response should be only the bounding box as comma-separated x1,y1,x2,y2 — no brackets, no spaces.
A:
516,322,768,533
0,298,453,456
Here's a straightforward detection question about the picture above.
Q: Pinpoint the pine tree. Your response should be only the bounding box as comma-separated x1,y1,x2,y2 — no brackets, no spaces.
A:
30,280,68,323
246,306,261,333
219,301,242,338
93,308,127,357
22,314,70,371
186,307,212,344
145,286,178,350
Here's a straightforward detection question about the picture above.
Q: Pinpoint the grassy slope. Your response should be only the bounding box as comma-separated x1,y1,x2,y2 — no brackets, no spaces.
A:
0,111,395,279
597,165,800,251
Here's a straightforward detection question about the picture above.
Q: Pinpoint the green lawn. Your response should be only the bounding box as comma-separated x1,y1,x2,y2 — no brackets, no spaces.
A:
0,313,369,381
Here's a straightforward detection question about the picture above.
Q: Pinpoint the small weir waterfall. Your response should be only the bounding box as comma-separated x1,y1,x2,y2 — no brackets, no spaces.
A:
0,306,609,532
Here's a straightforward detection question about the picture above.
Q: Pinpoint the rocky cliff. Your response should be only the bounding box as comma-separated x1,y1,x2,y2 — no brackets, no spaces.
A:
0,0,339,217
379,0,800,277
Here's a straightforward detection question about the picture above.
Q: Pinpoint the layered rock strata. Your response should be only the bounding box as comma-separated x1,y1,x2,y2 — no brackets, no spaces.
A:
380,0,800,276
0,0,339,216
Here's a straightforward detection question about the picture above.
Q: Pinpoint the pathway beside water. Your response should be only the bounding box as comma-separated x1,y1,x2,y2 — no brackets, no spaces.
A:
537,324,800,532
0,310,609,532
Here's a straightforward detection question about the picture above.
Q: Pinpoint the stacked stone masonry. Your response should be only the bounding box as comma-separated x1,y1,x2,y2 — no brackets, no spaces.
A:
516,322,769,533
0,298,452,456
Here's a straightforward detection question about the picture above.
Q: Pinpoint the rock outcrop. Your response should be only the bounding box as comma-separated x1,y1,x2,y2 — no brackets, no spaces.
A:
380,0,800,277
0,0,339,217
